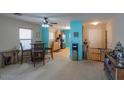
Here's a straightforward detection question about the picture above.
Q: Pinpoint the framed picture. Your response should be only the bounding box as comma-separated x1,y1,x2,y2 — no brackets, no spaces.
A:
73,32,79,37
36,32,40,38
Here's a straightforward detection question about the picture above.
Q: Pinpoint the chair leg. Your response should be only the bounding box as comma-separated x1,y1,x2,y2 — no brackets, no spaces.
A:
17,53,19,63
32,57,35,67
33,61,35,67
21,53,23,64
51,50,53,59
42,52,45,65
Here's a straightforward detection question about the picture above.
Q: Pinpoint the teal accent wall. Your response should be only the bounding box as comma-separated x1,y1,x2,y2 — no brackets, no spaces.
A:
61,29,70,48
40,26,49,47
70,20,83,60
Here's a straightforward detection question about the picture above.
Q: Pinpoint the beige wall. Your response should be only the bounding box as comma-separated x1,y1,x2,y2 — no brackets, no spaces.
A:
49,26,61,40
0,15,41,51
83,23,106,48
106,19,113,48
55,29,61,39
83,24,88,42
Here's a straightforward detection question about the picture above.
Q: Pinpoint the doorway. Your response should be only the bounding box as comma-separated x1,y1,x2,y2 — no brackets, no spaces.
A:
49,27,70,59
83,23,107,62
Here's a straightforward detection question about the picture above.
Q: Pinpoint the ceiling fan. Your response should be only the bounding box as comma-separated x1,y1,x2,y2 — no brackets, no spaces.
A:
13,13,58,27
42,17,58,27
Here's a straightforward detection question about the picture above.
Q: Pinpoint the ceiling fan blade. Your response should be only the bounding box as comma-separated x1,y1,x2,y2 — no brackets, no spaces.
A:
37,13,72,18
14,13,45,19
15,13,72,18
50,22,58,24
49,24,53,27
14,13,23,16
13,13,59,25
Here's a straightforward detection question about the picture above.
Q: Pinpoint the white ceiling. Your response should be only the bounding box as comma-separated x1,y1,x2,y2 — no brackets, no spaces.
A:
0,13,117,27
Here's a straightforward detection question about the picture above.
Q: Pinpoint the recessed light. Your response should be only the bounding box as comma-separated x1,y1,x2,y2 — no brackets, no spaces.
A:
91,22,99,25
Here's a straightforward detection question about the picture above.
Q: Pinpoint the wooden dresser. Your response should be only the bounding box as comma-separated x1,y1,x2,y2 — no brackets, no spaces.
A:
0,50,19,67
104,54,124,80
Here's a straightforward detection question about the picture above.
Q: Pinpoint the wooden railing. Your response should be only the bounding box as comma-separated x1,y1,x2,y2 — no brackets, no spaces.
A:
87,48,112,62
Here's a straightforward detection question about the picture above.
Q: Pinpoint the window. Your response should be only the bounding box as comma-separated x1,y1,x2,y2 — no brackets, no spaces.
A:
49,32,54,40
19,28,32,50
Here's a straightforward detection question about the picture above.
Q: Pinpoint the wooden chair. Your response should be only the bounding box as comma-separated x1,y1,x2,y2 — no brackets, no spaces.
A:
20,43,31,64
31,43,45,67
45,42,54,60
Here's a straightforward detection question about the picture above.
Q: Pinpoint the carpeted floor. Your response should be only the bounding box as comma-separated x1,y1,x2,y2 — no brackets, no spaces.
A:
0,48,107,80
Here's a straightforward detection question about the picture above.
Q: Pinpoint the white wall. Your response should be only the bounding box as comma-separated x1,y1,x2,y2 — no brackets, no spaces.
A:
49,26,56,40
83,14,124,49
49,26,61,47
0,15,41,51
112,14,124,48
107,14,124,49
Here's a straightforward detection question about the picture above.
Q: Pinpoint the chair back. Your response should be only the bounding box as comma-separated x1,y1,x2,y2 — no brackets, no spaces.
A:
35,41,42,43
20,43,23,52
33,43,45,51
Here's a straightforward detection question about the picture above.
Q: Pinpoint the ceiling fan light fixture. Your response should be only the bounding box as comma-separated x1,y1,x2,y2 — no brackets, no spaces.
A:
42,17,49,24
43,20,47,24
42,24,49,28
